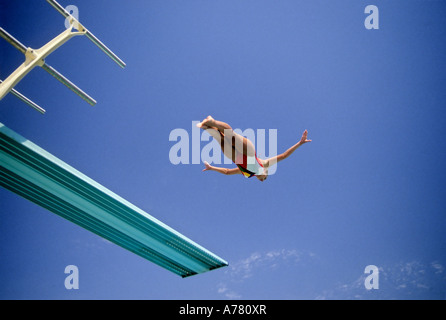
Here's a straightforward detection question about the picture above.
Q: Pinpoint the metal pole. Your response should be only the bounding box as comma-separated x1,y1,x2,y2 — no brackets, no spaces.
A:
0,80,46,114
0,27,27,54
41,64,97,106
85,31,126,69
46,0,126,68
46,0,70,18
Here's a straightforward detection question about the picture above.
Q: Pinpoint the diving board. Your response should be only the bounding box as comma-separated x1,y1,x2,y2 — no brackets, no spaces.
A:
0,123,228,277
0,0,125,113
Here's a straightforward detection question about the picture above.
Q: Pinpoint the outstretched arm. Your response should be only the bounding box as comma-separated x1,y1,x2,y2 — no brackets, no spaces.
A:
202,161,242,175
263,129,312,168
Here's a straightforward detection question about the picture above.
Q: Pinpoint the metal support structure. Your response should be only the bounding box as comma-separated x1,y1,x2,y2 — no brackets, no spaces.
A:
0,0,125,113
46,0,126,69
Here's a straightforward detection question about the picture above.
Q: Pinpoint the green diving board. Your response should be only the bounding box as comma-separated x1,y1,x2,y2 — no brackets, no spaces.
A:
0,123,228,277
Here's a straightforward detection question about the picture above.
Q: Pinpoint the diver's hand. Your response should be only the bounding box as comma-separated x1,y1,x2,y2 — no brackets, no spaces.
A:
300,130,312,145
202,161,213,172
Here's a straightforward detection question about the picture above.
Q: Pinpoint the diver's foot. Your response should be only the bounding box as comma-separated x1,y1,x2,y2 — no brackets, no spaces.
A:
197,115,215,128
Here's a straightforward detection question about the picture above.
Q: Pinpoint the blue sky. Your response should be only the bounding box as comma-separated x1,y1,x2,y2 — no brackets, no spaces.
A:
1,0,445,299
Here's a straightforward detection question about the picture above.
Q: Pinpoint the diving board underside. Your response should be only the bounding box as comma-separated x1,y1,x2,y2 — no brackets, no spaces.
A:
0,123,227,277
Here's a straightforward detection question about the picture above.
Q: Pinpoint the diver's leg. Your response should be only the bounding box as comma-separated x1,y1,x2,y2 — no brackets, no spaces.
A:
197,116,256,157
201,125,237,162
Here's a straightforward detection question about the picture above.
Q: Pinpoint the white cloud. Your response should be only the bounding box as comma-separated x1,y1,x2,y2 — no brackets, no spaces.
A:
217,283,242,299
217,249,315,299
217,251,446,300
226,249,305,280
316,260,446,300
431,261,444,274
